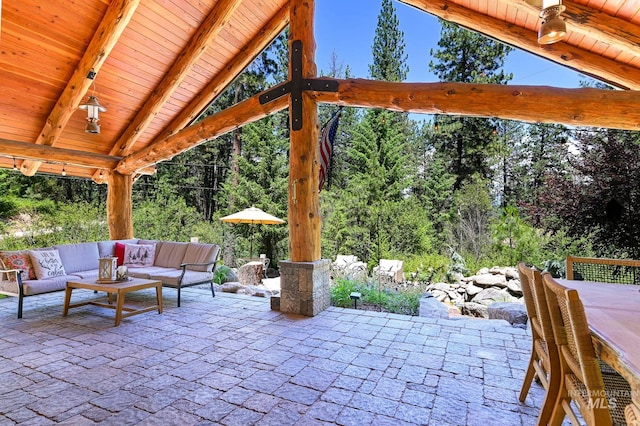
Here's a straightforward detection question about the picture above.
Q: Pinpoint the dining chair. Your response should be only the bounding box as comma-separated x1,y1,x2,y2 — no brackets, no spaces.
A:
542,273,632,426
517,263,560,425
566,255,640,285
626,404,640,425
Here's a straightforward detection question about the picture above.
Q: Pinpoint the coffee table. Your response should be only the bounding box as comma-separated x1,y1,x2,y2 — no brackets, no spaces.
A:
63,277,163,326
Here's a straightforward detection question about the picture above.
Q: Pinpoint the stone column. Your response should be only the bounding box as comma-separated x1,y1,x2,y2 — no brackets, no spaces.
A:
278,259,330,316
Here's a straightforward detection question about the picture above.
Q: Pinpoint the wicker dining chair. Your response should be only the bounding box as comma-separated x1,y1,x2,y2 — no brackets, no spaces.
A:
542,273,632,426
627,404,640,426
518,263,561,425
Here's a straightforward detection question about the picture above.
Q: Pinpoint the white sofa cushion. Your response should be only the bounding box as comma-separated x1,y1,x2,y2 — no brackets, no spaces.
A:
29,249,67,279
54,242,100,274
21,275,73,295
138,240,162,257
70,269,100,280
123,243,156,267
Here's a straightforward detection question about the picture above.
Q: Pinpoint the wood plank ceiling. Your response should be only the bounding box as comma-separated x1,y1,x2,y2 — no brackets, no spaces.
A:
0,0,639,181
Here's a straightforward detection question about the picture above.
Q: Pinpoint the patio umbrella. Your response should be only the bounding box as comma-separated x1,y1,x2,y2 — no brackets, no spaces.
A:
219,206,285,258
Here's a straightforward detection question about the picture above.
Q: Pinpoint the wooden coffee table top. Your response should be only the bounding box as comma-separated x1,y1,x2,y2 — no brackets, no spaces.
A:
66,277,161,292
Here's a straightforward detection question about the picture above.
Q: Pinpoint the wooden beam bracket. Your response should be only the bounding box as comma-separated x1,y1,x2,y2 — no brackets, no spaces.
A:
259,40,338,130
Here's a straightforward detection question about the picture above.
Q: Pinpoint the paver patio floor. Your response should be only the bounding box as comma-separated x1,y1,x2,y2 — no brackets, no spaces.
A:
0,286,545,425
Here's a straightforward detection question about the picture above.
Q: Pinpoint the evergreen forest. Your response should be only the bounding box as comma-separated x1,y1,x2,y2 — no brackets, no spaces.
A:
2,0,640,280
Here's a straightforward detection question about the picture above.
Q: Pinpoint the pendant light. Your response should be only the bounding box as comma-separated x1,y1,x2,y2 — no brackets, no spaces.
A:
79,70,107,134
538,3,567,45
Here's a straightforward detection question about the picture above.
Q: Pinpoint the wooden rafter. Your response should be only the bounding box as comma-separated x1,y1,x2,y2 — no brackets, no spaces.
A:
94,0,242,183
400,0,640,90
153,4,289,142
20,0,140,177
116,90,289,175
313,79,640,130
1,138,122,170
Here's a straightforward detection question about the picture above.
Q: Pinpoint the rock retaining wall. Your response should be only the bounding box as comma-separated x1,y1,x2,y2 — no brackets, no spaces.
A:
424,266,524,319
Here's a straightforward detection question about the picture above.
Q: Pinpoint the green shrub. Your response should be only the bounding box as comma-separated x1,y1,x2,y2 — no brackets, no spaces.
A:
213,265,231,284
403,253,450,282
330,278,420,315
383,290,421,315
330,278,366,308
0,197,19,219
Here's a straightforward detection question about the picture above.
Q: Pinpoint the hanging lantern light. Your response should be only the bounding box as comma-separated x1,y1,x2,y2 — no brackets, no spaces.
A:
538,3,567,44
79,69,106,134
79,94,106,134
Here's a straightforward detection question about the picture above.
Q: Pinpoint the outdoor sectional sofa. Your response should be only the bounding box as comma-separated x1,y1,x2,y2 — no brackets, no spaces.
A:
0,239,220,318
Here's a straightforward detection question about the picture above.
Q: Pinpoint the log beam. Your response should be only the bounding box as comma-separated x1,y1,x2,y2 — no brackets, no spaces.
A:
20,0,140,176
154,4,289,141
312,79,640,130
116,91,289,174
107,171,133,240
0,138,122,169
288,0,320,262
400,0,640,90
118,78,640,175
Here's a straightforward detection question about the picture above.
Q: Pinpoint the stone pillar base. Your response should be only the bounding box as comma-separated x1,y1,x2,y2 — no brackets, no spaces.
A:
278,259,330,316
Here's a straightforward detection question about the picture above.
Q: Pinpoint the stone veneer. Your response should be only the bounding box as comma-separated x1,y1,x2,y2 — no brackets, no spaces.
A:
278,259,330,316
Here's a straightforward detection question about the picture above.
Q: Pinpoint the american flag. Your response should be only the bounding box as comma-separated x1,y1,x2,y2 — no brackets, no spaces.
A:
318,108,342,191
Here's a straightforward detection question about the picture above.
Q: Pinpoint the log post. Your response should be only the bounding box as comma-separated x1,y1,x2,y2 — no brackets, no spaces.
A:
107,171,134,239
288,0,320,262
278,0,331,317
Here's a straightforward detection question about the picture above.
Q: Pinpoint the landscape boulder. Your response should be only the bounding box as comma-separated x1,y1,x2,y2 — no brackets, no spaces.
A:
472,287,515,306
461,302,489,318
222,282,243,293
418,294,449,319
488,302,528,328
473,273,508,288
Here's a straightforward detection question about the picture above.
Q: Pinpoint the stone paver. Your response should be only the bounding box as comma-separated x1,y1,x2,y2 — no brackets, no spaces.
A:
0,286,544,425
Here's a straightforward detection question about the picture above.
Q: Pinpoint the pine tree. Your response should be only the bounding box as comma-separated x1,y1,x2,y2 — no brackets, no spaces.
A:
369,0,408,82
517,123,569,223
491,119,527,208
429,22,513,190
322,0,424,263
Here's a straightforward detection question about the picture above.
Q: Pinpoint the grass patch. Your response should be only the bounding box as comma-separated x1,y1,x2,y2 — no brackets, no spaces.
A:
330,277,421,316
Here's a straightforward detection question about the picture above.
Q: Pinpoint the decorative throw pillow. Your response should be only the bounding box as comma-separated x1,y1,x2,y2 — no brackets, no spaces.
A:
0,251,37,281
115,242,126,266
123,244,155,267
28,249,66,279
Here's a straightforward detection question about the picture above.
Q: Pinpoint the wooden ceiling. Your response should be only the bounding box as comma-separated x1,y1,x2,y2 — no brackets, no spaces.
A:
0,0,639,181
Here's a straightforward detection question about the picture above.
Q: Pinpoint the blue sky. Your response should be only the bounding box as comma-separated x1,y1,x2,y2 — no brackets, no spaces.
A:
314,0,589,88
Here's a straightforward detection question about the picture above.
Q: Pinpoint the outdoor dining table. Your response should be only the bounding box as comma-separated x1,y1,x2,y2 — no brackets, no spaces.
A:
557,279,640,419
